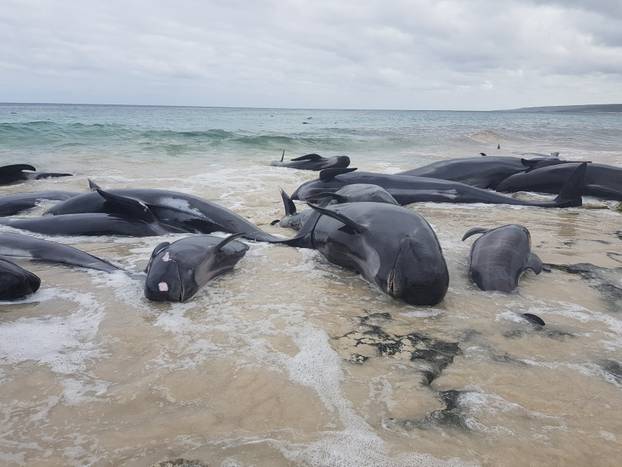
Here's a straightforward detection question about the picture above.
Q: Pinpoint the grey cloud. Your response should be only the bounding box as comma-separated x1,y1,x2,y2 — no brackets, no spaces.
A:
0,0,621,109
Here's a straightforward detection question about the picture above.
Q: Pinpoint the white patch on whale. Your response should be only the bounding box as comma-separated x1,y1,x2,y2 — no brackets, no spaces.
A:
158,282,169,292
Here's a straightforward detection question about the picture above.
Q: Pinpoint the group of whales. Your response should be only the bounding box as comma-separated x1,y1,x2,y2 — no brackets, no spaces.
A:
1,151,620,305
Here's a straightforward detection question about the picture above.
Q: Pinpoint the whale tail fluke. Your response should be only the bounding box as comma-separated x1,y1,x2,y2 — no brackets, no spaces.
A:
553,162,587,207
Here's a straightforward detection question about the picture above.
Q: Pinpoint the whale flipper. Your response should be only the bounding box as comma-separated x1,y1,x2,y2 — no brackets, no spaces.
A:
307,203,367,233
214,232,246,251
95,189,157,223
319,167,357,182
291,153,322,161
462,227,488,241
526,253,543,274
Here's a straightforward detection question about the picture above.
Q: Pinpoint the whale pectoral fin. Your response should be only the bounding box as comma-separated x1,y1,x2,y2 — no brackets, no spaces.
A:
461,227,488,241
319,167,357,182
306,203,366,233
526,253,543,274
214,232,246,251
95,189,157,223
279,188,297,216
0,164,37,175
291,153,322,162
88,179,102,191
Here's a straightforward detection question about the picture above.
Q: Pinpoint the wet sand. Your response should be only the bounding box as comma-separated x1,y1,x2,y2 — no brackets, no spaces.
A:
0,153,621,466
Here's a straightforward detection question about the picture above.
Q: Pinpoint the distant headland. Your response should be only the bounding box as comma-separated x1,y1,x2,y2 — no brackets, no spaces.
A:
505,104,622,113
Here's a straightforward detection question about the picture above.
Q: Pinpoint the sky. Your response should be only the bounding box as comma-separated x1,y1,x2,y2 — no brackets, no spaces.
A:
1,0,621,110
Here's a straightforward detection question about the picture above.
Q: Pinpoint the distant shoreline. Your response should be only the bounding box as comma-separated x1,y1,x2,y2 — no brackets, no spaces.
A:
505,104,622,113
1,102,621,113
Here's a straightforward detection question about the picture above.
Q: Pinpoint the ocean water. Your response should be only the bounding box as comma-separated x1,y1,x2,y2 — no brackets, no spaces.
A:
1,103,622,466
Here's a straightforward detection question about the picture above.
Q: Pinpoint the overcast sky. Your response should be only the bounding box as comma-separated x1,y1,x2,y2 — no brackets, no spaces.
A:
1,0,621,110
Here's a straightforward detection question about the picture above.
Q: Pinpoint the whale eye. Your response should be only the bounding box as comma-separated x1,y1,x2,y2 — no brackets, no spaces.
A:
158,282,169,292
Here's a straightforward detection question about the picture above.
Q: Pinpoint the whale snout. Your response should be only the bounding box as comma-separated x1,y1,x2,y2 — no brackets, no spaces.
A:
144,257,189,302
386,237,448,306
0,260,41,300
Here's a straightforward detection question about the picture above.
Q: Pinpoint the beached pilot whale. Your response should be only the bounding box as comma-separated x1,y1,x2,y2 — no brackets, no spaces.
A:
399,155,568,189
270,151,350,171
291,163,587,208
272,202,449,306
273,184,399,231
0,191,79,216
0,190,185,237
46,181,280,241
0,164,72,186
462,224,543,292
0,232,121,272
144,233,248,302
0,258,41,300
496,162,622,201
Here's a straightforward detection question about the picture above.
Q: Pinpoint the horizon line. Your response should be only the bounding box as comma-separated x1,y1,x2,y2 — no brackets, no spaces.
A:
1,101,621,112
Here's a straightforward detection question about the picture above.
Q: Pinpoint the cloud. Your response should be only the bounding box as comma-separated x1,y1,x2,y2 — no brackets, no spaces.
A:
0,0,621,109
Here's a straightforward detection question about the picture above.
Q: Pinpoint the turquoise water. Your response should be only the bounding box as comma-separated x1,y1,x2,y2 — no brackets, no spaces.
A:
2,104,622,166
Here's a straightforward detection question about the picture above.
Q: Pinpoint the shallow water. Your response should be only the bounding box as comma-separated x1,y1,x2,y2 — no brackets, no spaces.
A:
1,104,622,466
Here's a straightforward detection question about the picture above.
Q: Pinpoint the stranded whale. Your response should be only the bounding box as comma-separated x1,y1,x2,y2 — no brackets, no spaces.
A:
462,224,543,292
144,233,248,302
272,202,449,306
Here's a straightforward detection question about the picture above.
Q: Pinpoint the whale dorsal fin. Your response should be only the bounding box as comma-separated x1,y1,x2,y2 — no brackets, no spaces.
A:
0,164,36,175
480,152,487,157
95,189,156,223
214,232,246,251
526,253,543,274
88,179,101,191
279,188,297,216
307,203,366,234
291,153,322,162
280,149,285,162
319,167,357,182
462,227,488,241
553,162,587,206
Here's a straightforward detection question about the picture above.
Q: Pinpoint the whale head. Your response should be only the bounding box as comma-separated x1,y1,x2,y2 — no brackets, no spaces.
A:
0,259,41,300
384,235,449,306
144,243,197,302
